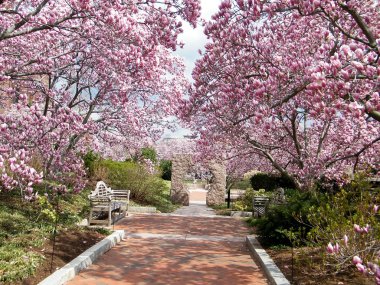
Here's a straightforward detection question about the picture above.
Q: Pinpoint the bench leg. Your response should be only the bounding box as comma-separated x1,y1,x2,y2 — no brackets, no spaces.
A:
121,204,126,218
108,207,112,227
89,207,94,225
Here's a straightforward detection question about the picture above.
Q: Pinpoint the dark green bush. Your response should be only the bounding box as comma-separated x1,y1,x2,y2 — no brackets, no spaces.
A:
248,189,324,246
83,151,100,177
250,173,296,191
94,160,176,212
159,160,172,180
250,173,276,191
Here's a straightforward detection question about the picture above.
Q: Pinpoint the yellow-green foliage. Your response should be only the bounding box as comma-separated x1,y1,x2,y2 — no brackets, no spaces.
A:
233,188,270,211
94,160,177,212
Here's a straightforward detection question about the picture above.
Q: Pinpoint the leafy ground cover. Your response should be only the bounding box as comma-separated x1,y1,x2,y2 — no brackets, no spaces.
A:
0,192,108,284
13,227,107,285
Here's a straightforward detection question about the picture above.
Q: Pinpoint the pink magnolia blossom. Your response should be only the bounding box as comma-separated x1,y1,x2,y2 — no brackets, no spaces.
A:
0,0,201,195
356,263,367,273
343,235,348,247
353,256,362,265
326,242,340,254
182,0,380,189
327,242,335,254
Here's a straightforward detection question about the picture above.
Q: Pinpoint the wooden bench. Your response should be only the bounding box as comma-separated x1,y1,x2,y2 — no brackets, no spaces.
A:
88,181,130,227
252,196,270,218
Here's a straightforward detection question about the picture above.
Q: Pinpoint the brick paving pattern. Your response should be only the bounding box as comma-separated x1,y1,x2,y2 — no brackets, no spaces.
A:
67,211,268,285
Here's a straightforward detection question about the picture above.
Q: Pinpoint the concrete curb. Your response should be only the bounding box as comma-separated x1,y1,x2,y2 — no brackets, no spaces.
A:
38,230,125,285
246,236,290,285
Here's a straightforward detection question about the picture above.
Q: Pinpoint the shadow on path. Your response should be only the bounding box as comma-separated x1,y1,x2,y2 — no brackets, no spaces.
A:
67,213,268,285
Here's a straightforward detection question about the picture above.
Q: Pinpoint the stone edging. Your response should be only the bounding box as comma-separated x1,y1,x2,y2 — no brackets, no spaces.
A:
246,236,290,285
38,230,125,285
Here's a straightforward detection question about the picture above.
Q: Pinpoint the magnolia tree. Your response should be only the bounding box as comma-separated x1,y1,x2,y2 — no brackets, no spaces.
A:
0,0,201,197
155,137,197,160
181,0,380,190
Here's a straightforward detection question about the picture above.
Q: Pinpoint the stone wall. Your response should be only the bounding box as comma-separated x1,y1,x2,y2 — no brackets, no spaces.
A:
170,155,192,206
206,160,226,206
171,155,226,207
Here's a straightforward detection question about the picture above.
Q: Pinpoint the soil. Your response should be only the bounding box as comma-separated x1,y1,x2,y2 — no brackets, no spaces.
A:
266,247,374,285
14,227,106,285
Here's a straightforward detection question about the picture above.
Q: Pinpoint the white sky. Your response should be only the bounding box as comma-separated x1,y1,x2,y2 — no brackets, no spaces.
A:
162,0,222,139
175,0,222,81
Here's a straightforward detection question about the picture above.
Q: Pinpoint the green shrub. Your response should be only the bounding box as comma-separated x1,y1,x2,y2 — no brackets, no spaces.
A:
159,160,172,181
140,147,157,163
314,176,340,194
307,174,380,244
250,173,296,191
94,160,176,212
305,176,380,273
233,188,270,211
248,189,324,246
250,173,277,191
83,151,100,176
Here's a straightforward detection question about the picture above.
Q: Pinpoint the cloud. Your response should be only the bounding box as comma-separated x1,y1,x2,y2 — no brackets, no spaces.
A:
175,0,221,81
165,0,221,139
201,0,222,20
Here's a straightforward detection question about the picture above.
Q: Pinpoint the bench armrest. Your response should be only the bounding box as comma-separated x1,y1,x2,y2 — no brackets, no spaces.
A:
90,196,112,203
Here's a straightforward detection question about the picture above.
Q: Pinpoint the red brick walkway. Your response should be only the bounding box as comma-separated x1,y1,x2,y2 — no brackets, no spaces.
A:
67,215,268,285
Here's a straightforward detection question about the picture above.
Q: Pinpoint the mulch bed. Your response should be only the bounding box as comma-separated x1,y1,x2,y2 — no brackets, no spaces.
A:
14,228,106,285
266,247,374,285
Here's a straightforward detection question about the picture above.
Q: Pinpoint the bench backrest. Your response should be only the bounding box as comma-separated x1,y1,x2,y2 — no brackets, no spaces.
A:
112,189,130,201
253,196,270,206
90,181,113,197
